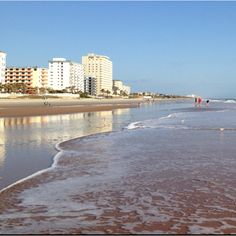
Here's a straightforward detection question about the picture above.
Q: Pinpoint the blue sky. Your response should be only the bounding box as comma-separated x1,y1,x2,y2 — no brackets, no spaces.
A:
1,1,236,98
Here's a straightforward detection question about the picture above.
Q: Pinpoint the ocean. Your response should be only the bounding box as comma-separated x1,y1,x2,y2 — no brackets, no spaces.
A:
0,99,236,234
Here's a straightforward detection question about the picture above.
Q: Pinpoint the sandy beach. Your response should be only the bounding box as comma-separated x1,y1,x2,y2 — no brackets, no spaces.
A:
0,98,143,117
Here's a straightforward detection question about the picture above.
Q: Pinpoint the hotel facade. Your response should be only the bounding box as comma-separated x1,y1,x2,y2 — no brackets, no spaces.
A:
5,67,48,91
48,58,84,92
0,51,7,84
82,53,112,95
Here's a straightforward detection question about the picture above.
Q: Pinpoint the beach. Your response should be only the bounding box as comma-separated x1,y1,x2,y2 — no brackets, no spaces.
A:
0,98,143,117
0,99,236,234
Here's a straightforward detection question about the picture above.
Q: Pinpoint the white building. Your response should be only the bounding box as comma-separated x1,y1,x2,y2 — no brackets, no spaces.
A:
82,53,112,95
48,58,84,92
122,85,131,95
113,80,123,91
70,62,84,92
113,80,131,95
0,51,7,84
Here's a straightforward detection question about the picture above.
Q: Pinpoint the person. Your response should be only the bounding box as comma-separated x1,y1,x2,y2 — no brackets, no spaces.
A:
194,97,197,106
206,99,209,107
197,97,202,107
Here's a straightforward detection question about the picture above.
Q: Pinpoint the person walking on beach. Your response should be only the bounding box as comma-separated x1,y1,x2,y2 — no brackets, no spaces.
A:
206,99,209,107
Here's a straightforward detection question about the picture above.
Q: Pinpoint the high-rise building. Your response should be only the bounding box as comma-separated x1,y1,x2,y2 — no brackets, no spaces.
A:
5,67,48,92
0,51,7,84
82,53,112,95
48,58,84,92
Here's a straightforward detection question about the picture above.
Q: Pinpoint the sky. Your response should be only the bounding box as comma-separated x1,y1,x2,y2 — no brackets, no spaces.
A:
1,1,236,98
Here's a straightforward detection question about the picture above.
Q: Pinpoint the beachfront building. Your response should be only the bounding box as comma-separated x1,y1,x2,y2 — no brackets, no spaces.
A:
82,53,112,96
41,68,48,88
113,80,123,95
48,58,84,92
122,85,131,95
4,67,48,92
84,76,97,96
0,51,7,84
113,80,131,95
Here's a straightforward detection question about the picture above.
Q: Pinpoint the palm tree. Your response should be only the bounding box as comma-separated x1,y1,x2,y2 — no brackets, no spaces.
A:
100,89,105,96
0,83,4,93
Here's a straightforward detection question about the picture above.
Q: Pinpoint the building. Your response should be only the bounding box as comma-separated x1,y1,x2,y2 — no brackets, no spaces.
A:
84,76,97,96
48,58,84,92
113,80,131,95
5,67,48,92
41,68,48,88
0,51,7,84
122,85,131,95
70,62,84,92
82,53,112,95
113,80,123,91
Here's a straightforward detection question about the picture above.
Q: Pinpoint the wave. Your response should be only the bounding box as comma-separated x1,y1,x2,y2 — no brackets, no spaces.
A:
224,99,236,103
126,121,145,130
210,99,236,104
125,109,236,133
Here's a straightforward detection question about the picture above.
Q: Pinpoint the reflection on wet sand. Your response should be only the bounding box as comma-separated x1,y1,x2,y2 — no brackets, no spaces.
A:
0,108,131,189
0,120,5,166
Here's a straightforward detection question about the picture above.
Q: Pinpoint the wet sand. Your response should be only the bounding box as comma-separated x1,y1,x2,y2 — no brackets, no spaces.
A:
0,128,236,234
0,155,235,234
0,98,142,117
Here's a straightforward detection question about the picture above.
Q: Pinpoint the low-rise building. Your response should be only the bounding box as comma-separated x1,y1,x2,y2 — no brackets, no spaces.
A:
122,85,131,95
113,80,123,93
5,67,48,92
0,51,7,84
113,80,131,95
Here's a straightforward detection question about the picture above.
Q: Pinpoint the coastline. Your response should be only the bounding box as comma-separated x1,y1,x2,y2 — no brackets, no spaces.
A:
0,97,189,118
0,98,143,118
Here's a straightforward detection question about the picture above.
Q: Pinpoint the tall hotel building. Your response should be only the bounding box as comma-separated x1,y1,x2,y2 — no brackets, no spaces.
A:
5,67,48,90
82,53,112,95
0,51,7,83
49,58,84,92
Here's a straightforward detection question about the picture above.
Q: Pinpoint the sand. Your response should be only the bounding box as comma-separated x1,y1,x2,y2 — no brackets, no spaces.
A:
0,98,143,117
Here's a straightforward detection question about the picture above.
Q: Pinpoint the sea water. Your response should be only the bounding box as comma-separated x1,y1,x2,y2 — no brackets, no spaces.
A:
0,99,236,234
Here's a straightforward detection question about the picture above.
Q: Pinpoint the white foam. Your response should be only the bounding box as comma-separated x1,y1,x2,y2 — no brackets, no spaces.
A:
125,113,180,131
0,150,63,194
125,121,145,130
225,99,236,103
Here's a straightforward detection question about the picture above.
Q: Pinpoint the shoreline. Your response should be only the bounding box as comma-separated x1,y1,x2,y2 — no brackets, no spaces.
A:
0,98,142,118
0,97,189,118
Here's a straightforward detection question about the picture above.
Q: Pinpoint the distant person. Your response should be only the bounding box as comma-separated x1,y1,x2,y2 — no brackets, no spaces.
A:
194,97,197,106
197,97,202,107
206,99,210,107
